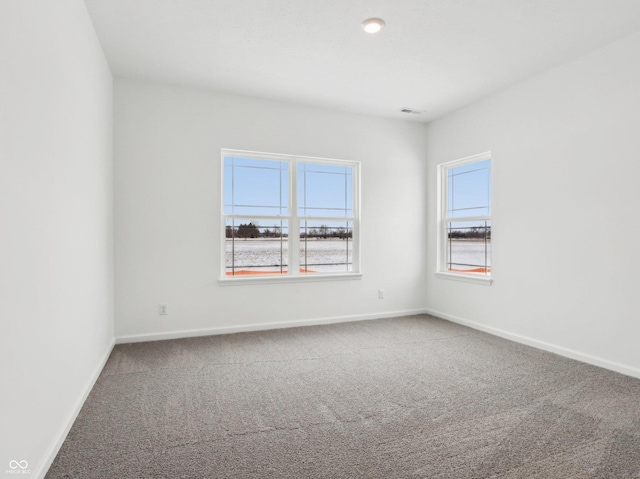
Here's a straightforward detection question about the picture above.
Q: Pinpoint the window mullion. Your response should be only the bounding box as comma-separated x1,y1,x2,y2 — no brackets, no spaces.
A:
352,164,360,273
441,166,448,273
289,159,300,275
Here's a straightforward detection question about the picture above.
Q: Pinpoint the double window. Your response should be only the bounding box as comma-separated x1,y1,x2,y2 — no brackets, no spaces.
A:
438,152,492,284
221,149,360,281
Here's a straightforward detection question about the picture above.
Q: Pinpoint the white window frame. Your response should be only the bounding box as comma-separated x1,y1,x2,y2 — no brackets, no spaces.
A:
220,149,362,285
436,152,493,286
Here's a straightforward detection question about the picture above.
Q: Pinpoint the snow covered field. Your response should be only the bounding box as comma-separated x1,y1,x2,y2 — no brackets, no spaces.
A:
225,238,491,275
447,240,491,272
226,238,353,274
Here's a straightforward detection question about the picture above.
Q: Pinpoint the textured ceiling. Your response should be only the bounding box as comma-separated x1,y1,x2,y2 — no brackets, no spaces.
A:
83,0,640,122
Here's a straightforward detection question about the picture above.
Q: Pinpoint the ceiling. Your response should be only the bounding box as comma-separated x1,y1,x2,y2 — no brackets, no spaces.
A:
83,0,640,122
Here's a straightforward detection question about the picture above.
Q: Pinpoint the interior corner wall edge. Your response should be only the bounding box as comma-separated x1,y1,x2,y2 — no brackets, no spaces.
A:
113,78,428,339
0,1,114,477
424,30,640,375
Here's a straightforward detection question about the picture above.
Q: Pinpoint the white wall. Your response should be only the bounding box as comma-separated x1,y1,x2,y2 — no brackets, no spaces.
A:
0,1,114,476
114,78,427,340
424,31,640,376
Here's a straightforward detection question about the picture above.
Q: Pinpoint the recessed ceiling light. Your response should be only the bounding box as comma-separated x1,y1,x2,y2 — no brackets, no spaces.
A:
361,18,385,34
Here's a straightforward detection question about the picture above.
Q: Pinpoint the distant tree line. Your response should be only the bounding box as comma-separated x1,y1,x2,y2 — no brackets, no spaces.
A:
448,226,491,240
226,223,352,239
301,225,352,239
226,223,261,238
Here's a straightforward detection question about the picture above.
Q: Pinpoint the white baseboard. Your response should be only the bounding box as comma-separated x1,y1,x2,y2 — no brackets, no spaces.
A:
34,337,116,479
116,309,427,344
423,308,640,380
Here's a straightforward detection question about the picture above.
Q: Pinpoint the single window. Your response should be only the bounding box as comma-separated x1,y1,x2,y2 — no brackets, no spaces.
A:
438,153,492,283
222,150,360,281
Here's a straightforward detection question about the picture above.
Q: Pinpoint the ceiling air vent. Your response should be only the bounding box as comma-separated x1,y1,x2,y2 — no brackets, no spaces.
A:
399,108,425,115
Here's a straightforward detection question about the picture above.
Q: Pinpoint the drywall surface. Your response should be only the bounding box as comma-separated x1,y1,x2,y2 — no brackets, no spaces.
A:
114,78,427,339
424,31,640,375
0,1,114,476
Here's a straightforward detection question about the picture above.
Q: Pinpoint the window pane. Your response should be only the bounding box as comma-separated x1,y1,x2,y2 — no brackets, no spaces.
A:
225,219,289,276
299,220,352,273
298,163,353,218
447,159,490,218
446,220,491,274
224,156,288,216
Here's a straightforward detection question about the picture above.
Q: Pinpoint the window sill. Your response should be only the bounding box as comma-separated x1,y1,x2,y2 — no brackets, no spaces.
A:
219,272,363,286
435,271,493,286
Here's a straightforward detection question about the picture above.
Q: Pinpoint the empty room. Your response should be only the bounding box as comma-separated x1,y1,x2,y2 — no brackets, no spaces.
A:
3,0,640,477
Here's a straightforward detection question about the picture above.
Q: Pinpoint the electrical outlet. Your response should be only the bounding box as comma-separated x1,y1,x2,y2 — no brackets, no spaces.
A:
158,304,168,315
378,289,384,299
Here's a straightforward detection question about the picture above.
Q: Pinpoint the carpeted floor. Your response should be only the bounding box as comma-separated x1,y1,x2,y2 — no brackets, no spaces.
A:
47,315,640,478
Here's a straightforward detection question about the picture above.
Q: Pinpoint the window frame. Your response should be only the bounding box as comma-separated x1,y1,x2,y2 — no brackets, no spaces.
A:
220,149,362,284
436,152,493,286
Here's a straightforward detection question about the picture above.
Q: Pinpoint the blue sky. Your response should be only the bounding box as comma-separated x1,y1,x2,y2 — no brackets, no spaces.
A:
224,154,490,232
224,156,353,220
447,159,491,219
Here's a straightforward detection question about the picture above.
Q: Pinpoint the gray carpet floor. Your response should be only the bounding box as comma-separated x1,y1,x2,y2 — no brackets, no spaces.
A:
47,315,640,478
